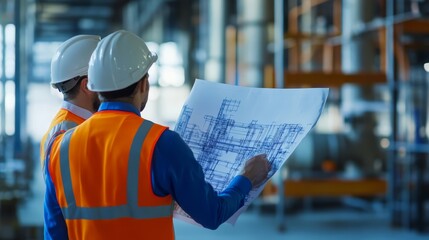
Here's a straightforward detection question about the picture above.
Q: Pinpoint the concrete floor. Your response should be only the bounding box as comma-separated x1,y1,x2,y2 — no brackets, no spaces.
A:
174,209,428,240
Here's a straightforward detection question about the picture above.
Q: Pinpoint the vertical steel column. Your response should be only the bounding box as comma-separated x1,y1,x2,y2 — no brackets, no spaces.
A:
415,76,426,231
385,0,397,227
0,3,6,157
14,0,22,155
300,0,315,71
341,0,375,73
274,0,284,89
197,0,208,80
14,0,19,146
274,0,285,232
234,15,239,86
237,0,266,87
204,0,226,83
341,0,381,177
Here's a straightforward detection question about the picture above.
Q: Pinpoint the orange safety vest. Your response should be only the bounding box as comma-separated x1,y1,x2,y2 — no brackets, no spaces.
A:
40,108,85,169
48,110,174,239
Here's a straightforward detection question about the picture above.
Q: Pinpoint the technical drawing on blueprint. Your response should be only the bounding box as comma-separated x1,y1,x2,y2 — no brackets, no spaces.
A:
173,79,329,225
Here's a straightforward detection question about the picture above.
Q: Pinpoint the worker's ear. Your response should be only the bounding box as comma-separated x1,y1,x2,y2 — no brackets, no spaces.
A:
140,77,148,93
80,78,91,94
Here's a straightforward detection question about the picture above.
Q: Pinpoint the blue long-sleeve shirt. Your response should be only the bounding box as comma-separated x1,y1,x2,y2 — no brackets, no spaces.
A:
44,102,252,238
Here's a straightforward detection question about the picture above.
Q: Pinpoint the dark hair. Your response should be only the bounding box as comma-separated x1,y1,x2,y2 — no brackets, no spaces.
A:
99,81,139,100
63,77,84,101
99,73,148,101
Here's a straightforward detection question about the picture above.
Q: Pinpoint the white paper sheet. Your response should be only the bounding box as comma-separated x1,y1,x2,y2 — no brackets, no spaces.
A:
173,79,329,225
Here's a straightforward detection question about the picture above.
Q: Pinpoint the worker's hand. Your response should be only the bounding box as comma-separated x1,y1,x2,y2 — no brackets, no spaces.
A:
240,154,271,188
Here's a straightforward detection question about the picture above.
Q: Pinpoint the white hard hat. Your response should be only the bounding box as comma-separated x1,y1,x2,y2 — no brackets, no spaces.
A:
88,30,157,92
50,35,101,92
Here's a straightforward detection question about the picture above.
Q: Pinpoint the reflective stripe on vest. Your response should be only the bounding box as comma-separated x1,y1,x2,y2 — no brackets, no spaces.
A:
42,120,78,170
59,120,173,220
43,120,78,157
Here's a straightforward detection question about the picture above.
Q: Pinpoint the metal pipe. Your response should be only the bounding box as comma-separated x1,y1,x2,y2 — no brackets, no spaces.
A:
137,0,165,35
197,0,209,81
342,0,375,72
274,0,284,89
14,0,22,155
385,0,398,227
237,0,266,87
341,0,383,176
204,0,226,83
0,5,6,157
274,0,285,231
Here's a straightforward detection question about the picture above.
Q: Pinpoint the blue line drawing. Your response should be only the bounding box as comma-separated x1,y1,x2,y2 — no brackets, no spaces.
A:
176,98,307,195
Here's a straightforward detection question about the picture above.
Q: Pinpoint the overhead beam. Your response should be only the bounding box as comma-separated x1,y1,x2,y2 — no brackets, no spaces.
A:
278,72,387,88
262,179,387,198
37,0,117,5
37,6,113,18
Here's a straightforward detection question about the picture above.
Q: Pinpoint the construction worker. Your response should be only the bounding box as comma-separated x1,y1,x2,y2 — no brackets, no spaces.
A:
40,35,101,169
43,30,270,239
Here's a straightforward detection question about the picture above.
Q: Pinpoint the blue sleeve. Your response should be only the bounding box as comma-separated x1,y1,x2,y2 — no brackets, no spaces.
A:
151,130,252,230
44,160,69,239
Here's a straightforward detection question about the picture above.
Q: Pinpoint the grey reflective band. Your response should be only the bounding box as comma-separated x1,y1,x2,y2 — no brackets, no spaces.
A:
127,120,153,206
58,120,173,220
42,121,78,171
43,120,78,156
60,129,77,207
62,203,173,220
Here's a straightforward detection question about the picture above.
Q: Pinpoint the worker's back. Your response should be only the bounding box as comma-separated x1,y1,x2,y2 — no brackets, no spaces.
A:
48,110,174,240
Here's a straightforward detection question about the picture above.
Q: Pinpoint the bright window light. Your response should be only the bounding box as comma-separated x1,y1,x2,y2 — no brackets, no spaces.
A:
159,66,185,87
146,42,160,85
159,42,183,65
32,41,62,81
5,24,15,79
5,80,15,136
33,41,62,62
158,42,185,87
146,42,159,53
424,63,429,72
147,64,159,85
0,24,3,77
0,81,2,135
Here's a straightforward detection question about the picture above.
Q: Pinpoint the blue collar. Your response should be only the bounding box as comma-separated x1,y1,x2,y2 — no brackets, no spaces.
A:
98,102,141,116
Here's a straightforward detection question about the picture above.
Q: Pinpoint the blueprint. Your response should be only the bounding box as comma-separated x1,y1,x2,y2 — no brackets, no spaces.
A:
173,79,329,225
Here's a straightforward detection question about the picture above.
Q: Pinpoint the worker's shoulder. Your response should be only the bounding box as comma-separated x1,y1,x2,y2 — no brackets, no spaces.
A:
155,129,194,162
159,128,181,140
157,129,186,146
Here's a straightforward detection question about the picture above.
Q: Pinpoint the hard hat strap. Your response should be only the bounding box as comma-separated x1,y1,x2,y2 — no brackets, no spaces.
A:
54,76,84,93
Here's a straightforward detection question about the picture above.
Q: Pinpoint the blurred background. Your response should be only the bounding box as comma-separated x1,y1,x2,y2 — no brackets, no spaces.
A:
0,0,429,239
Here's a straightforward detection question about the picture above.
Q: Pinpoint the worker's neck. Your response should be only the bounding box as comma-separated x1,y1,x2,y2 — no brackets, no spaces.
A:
67,97,96,113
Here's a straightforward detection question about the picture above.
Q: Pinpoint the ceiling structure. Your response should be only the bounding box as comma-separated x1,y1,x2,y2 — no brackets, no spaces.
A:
35,0,131,42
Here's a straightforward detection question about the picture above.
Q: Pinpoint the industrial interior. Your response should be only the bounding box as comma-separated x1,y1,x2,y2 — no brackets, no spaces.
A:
0,0,429,239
